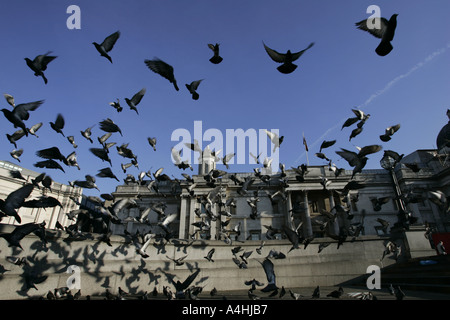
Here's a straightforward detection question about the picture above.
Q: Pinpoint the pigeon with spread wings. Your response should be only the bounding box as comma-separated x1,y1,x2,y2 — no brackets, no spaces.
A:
93,31,120,63
263,41,314,74
99,118,122,136
355,14,398,56
24,52,57,84
49,113,65,137
1,100,44,136
0,222,46,249
336,145,382,179
185,79,203,100
0,184,34,223
168,269,201,299
144,58,179,91
265,130,284,153
125,88,146,115
380,124,401,142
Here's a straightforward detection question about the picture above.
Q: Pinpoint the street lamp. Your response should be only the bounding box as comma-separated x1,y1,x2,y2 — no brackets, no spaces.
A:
380,154,415,231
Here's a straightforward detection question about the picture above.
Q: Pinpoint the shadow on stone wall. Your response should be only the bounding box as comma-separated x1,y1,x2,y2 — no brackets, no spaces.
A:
0,223,399,299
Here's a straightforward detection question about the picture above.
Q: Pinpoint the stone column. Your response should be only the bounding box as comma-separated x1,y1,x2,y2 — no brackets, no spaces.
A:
188,197,197,237
328,190,340,235
209,204,218,240
302,190,313,238
178,195,188,239
285,191,294,229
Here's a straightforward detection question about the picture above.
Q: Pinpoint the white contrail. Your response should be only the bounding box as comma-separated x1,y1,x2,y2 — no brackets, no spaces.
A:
295,43,450,164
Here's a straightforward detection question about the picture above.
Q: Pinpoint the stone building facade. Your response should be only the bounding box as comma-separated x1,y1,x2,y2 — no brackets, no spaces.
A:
0,160,83,228
110,148,450,244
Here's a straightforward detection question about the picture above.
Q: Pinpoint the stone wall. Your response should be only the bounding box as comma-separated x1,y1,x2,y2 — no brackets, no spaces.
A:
0,223,399,299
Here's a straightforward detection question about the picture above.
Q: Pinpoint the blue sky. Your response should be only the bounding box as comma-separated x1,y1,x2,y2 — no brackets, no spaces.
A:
0,0,449,197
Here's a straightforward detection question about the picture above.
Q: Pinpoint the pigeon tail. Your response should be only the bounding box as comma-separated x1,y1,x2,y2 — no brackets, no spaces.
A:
209,56,223,64
376,41,393,56
277,63,297,74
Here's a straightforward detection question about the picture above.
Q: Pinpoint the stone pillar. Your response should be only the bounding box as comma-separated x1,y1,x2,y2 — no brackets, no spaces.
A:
328,190,340,235
342,194,352,232
178,195,188,239
188,197,197,237
209,204,218,240
286,191,294,229
302,190,313,238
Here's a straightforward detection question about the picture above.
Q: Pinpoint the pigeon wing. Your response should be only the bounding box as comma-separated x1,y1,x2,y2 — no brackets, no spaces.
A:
262,258,276,284
130,88,146,105
54,113,65,130
171,147,182,164
336,149,359,167
4,184,34,210
144,58,178,90
290,42,315,61
355,18,389,38
13,100,44,121
9,223,42,243
263,42,286,63
101,31,120,52
181,269,200,290
33,52,57,70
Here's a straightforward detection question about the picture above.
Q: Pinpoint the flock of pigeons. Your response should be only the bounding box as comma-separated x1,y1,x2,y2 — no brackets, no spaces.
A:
0,11,442,301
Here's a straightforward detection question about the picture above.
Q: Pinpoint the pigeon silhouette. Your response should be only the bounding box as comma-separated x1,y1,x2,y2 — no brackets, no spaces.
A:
144,58,179,91
0,222,46,249
265,130,284,152
0,184,34,223
99,118,122,136
260,258,278,292
380,124,401,142
207,43,223,64
356,14,398,56
24,52,57,84
28,122,43,137
1,100,44,136
80,125,95,143
185,79,203,100
109,99,123,112
49,113,65,137
6,129,26,148
125,88,146,114
263,41,314,74
93,31,120,63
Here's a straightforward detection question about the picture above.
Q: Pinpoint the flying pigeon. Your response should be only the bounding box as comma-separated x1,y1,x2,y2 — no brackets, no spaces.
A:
263,41,314,74
207,43,223,64
125,88,146,115
1,100,44,136
185,79,203,100
24,52,57,84
93,31,120,63
49,113,65,137
144,58,179,91
355,14,398,56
